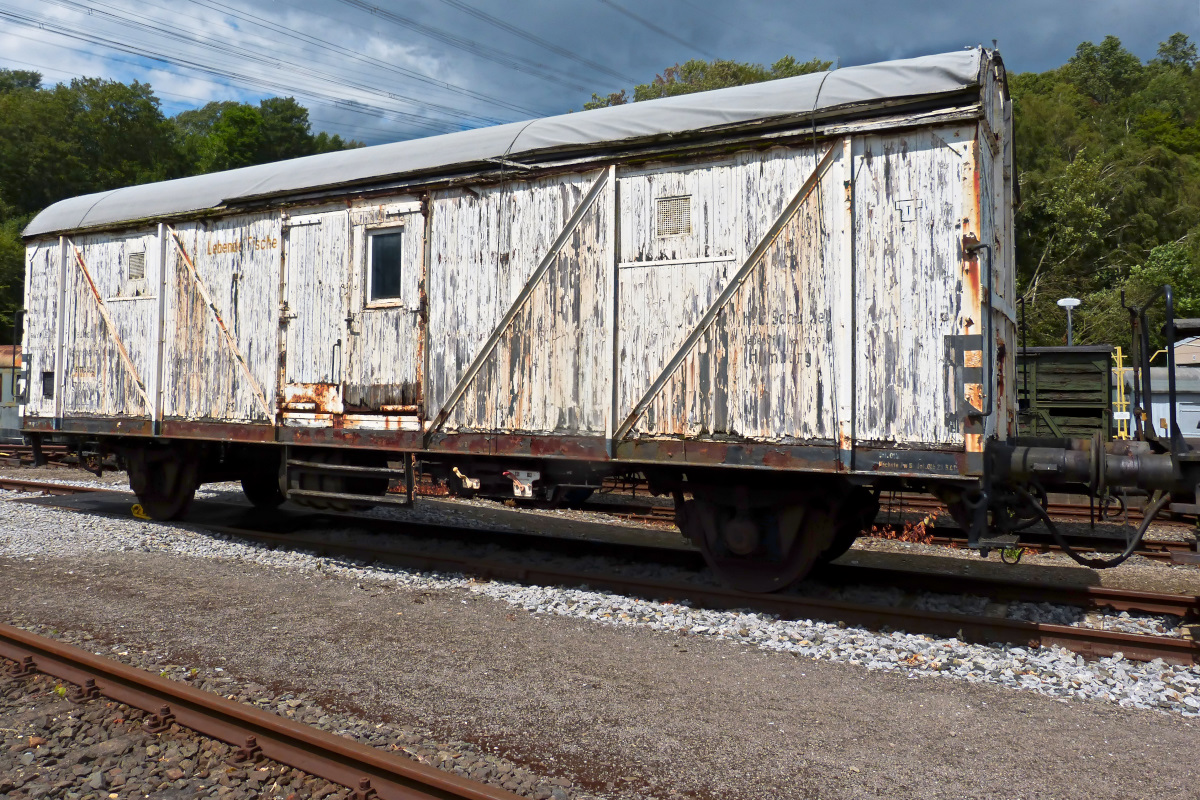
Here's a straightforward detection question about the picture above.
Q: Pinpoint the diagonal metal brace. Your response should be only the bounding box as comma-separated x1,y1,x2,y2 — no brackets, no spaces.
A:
168,227,274,421
613,142,839,442
424,166,612,442
68,243,152,412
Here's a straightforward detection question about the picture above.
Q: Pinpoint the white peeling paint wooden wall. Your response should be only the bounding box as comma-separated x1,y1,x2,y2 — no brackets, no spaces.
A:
59,230,156,418
344,200,424,410
21,242,60,419
624,147,845,441
164,213,280,422
619,146,835,441
852,128,970,446
427,170,611,434
283,204,347,395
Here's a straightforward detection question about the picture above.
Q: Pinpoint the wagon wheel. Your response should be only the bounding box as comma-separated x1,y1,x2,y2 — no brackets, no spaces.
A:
129,453,198,521
241,471,286,509
816,487,880,565
679,499,836,593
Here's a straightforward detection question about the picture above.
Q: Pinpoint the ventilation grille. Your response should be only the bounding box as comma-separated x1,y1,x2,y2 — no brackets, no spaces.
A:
127,251,146,280
656,196,692,237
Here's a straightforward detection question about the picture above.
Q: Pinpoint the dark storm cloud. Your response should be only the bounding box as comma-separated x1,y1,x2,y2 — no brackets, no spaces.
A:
1,0,1196,144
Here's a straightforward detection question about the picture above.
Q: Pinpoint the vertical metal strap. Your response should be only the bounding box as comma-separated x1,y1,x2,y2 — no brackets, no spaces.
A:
151,223,169,431
424,167,611,440
52,236,68,423
613,142,840,443
168,227,273,421
607,166,620,458
67,241,152,412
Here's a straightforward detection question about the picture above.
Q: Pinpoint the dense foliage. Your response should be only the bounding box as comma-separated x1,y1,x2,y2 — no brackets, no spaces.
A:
0,73,359,344
586,36,1200,348
582,55,831,109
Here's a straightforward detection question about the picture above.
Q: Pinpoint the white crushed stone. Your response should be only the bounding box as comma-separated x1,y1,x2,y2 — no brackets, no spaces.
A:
2,490,1198,719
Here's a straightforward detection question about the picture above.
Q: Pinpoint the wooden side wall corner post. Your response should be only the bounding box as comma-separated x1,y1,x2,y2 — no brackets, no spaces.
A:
168,226,273,422
53,235,68,425
67,240,152,413
424,167,612,443
613,141,841,443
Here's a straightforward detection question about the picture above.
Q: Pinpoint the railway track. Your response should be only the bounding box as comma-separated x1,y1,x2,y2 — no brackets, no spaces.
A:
0,444,72,468
0,623,521,800
5,481,1197,666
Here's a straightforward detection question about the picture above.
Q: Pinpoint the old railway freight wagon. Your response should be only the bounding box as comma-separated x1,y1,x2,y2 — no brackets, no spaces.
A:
18,49,1018,591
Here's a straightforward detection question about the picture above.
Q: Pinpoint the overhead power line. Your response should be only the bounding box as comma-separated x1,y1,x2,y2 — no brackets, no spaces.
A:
593,0,718,60
183,0,542,118
34,0,508,127
432,0,636,85
0,9,461,135
333,0,591,92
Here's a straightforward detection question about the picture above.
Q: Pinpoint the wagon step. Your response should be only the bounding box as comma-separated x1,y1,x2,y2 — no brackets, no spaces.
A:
285,488,413,506
285,459,407,478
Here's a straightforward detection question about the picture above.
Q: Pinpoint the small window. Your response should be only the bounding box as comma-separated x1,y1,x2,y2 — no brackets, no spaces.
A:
656,196,692,237
127,251,146,280
42,371,54,400
367,229,403,303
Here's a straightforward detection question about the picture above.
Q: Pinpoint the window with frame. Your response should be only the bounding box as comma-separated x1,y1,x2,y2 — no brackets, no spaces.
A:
367,228,403,303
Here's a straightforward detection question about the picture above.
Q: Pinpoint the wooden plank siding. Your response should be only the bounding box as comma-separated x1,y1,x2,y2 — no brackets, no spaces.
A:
21,243,60,419
60,231,156,419
164,213,281,422
19,108,1016,465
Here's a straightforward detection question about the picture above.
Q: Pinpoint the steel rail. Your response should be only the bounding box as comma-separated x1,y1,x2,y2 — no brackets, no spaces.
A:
0,623,521,800
176,521,1200,666
8,483,1200,662
0,477,105,495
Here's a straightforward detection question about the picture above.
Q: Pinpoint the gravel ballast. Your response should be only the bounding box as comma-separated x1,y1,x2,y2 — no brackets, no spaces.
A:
3,485,1200,798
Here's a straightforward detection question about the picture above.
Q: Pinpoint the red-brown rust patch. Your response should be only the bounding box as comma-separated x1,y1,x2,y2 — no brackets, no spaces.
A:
281,383,343,414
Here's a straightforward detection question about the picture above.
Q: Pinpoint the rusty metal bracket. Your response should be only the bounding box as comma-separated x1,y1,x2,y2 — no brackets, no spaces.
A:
168,227,274,421
228,734,265,764
66,242,152,412
613,142,840,442
944,334,985,425
8,655,36,678
353,778,380,800
423,166,612,442
68,677,101,703
143,703,177,733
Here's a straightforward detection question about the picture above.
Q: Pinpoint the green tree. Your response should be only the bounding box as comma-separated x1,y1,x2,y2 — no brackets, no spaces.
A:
582,55,831,109
174,97,361,173
1155,32,1198,71
0,69,40,93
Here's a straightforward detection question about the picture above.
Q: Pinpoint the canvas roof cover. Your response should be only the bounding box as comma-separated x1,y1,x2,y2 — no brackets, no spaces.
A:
26,48,990,238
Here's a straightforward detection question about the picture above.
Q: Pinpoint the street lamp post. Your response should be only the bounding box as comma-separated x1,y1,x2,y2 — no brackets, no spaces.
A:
1057,297,1080,346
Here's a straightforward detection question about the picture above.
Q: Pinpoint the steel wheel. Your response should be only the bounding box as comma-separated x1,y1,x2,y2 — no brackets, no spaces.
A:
241,471,285,509
128,450,198,521
680,499,836,593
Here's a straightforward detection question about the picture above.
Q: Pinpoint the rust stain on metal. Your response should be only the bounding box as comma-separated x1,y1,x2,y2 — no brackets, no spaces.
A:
282,383,343,414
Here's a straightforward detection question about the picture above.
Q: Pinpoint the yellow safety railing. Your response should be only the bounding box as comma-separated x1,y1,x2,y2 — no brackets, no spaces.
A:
1112,347,1131,440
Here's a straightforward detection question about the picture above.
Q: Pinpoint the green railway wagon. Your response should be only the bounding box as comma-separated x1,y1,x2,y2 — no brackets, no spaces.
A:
1016,346,1114,438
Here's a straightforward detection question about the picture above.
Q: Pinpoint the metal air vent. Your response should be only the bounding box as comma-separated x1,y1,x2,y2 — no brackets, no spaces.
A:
127,251,146,280
656,196,692,237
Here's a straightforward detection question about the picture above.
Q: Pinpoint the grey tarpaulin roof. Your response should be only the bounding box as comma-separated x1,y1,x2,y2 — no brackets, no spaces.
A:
25,48,989,238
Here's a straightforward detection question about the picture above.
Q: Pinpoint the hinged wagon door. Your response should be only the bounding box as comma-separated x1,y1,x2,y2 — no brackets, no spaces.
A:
280,206,350,423
341,201,425,430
